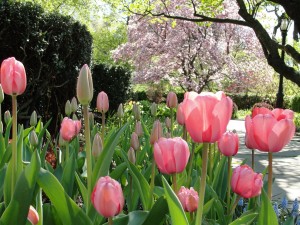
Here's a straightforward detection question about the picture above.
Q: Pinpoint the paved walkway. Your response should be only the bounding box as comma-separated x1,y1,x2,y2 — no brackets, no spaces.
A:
227,120,300,202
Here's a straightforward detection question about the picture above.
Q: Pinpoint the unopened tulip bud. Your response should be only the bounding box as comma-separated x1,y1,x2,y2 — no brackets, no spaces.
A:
176,103,185,125
59,133,67,147
133,103,141,121
97,91,109,113
130,132,139,151
71,97,78,113
150,120,163,145
117,103,124,118
128,147,136,164
76,64,93,106
30,110,37,127
0,121,3,133
165,117,171,129
29,130,38,147
150,102,157,117
92,133,103,158
166,92,178,108
65,100,71,116
134,121,143,137
4,110,11,124
27,205,39,225
0,84,4,104
72,114,78,120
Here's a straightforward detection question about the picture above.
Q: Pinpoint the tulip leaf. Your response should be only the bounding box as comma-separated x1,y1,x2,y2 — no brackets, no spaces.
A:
0,134,5,163
229,212,258,225
283,216,294,225
61,152,76,196
0,150,40,225
0,166,6,200
162,176,189,225
212,156,228,201
257,189,278,225
37,168,92,225
43,203,63,225
0,144,11,170
75,172,87,206
203,198,215,216
143,196,168,225
110,162,127,180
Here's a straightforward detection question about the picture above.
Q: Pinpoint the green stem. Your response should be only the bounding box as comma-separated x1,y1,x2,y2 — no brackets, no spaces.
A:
101,112,105,141
251,149,255,170
227,156,232,215
108,217,113,225
268,152,273,200
229,195,241,216
170,108,174,137
172,173,177,193
83,105,92,213
182,125,187,141
37,188,43,225
11,95,17,197
149,156,156,210
65,142,69,163
190,212,194,222
195,143,209,225
208,144,212,182
187,142,195,186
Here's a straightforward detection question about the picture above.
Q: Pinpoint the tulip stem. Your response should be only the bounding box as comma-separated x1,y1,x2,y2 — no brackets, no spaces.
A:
268,152,273,200
65,142,69,162
172,173,177,193
108,217,113,225
251,149,255,170
208,144,212,181
149,156,156,210
170,108,174,137
11,95,18,197
229,195,241,216
195,143,209,225
101,112,105,141
227,156,232,215
187,142,195,186
182,125,187,141
83,105,92,213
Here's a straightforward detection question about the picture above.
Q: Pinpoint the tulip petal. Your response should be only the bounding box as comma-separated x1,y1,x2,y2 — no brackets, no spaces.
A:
245,116,259,149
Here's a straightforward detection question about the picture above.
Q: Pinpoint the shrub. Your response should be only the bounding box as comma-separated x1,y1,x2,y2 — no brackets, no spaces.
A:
291,96,300,113
0,1,92,132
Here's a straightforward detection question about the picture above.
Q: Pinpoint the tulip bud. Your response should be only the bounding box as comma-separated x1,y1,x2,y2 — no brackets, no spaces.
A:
97,91,109,113
4,110,11,124
29,130,38,147
0,121,3,133
0,84,4,104
133,103,141,121
218,131,239,156
60,117,82,142
134,121,143,137
166,92,178,108
150,102,157,117
71,97,78,113
130,132,139,151
65,100,71,116
72,114,78,120
128,147,136,164
176,103,185,125
177,186,199,212
92,133,103,158
27,205,39,225
59,133,67,147
165,117,171,129
117,103,124,118
0,57,27,96
89,112,94,127
76,64,93,106
30,110,37,127
150,120,163,145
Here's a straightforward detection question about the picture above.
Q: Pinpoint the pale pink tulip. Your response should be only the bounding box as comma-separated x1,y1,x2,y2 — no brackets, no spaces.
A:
91,176,124,218
272,108,294,120
231,165,263,198
176,103,185,125
182,91,233,143
27,205,39,225
134,121,143,137
218,131,239,156
0,57,26,95
60,117,81,141
166,91,178,108
154,137,190,174
130,132,139,151
97,91,109,113
150,120,163,145
177,186,199,212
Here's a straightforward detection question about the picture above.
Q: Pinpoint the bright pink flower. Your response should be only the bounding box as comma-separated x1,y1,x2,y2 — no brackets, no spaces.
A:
245,112,295,152
166,91,178,108
27,205,39,225
176,103,185,125
0,57,26,95
97,91,109,113
218,131,239,156
91,176,124,218
182,91,233,143
272,108,294,120
231,165,263,198
154,137,190,174
177,186,199,212
60,117,81,141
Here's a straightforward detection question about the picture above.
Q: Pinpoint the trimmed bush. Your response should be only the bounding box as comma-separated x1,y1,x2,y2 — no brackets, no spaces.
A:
291,96,300,113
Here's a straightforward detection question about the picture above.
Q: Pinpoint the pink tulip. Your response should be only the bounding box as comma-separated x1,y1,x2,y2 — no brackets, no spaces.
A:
245,112,295,152
231,165,263,198
272,108,294,120
182,91,233,143
176,103,185,125
97,91,109,113
177,186,199,212
134,121,143,137
166,91,178,108
130,132,139,151
0,57,26,96
60,117,81,141
91,176,124,218
150,120,163,145
27,205,39,225
218,131,239,156
154,137,190,174
251,107,272,118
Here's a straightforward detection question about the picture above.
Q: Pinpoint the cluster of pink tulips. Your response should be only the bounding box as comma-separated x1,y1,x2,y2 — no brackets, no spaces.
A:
0,56,296,225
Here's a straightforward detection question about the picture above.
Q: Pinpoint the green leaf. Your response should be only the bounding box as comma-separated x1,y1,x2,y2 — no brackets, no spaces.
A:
143,196,168,225
229,213,258,225
0,166,6,200
110,162,127,180
162,176,189,225
43,203,63,225
203,198,214,216
61,152,76,196
0,150,41,225
37,168,92,225
283,216,294,225
75,172,87,207
212,156,228,201
257,189,278,225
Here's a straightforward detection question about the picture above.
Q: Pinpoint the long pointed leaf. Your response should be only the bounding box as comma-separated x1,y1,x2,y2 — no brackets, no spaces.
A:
257,189,278,225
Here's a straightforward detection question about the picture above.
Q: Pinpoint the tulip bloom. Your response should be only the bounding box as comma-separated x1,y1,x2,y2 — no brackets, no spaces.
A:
176,103,185,125
182,91,233,143
0,57,27,96
76,64,93,106
154,137,190,174
27,205,39,225
231,165,263,198
167,92,178,108
60,117,81,141
91,176,124,218
218,131,239,156
97,91,109,113
245,111,295,152
177,186,199,212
